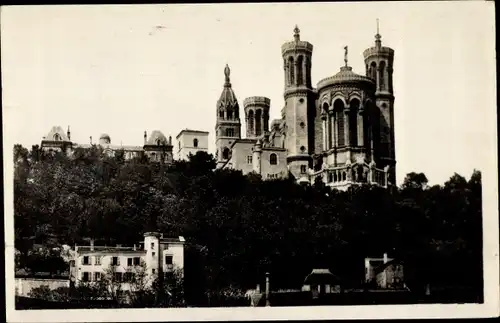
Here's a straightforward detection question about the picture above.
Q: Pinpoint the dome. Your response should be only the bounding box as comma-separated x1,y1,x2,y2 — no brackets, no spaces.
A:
317,66,374,90
147,130,168,146
99,133,111,145
44,126,70,142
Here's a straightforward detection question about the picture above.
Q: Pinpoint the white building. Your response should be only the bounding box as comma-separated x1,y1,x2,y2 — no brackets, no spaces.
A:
176,129,209,160
70,232,185,291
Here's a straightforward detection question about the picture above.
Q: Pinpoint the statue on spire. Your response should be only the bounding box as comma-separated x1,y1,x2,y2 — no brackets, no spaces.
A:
293,25,300,41
344,46,348,66
224,64,231,85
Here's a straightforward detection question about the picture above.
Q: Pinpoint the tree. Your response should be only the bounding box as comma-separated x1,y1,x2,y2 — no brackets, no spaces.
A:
401,172,428,190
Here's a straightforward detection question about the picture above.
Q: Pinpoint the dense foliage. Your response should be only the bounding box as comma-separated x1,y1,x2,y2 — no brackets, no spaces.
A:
13,144,483,303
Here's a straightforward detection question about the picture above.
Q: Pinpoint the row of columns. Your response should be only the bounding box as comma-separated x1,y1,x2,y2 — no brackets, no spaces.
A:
220,109,239,120
321,106,366,150
284,57,309,87
246,112,268,137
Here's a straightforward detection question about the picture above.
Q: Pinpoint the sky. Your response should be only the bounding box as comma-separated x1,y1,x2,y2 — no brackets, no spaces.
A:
1,2,496,186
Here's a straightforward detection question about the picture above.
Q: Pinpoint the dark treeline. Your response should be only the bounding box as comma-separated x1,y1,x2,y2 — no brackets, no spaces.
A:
13,144,483,304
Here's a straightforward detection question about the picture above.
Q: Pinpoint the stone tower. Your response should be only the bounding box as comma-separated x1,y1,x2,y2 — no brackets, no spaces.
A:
363,21,396,184
215,64,242,168
244,96,270,139
282,25,315,179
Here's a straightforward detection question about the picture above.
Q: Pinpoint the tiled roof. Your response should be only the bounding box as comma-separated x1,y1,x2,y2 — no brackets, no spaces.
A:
317,66,374,90
76,246,146,254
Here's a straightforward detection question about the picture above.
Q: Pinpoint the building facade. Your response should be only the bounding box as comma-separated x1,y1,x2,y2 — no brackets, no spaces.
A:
176,129,209,161
216,25,397,190
40,127,176,164
70,233,185,291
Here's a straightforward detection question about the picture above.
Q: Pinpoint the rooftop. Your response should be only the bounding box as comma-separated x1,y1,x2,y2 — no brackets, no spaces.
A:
176,129,210,139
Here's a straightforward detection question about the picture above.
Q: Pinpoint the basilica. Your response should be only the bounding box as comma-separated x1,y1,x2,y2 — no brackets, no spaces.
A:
215,25,396,190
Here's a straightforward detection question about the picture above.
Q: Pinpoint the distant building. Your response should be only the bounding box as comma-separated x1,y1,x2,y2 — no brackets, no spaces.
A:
40,126,176,164
364,253,405,289
214,25,396,189
70,233,185,291
176,129,209,161
302,268,341,297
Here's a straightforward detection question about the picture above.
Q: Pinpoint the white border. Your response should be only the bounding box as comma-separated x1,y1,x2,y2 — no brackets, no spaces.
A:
3,3,500,321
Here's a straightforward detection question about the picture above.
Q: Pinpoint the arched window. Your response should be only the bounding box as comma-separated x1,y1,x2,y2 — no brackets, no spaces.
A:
379,61,386,90
297,55,304,86
269,153,277,165
370,62,377,80
334,99,345,146
222,147,230,160
350,99,360,146
305,57,311,86
248,110,254,136
255,109,262,136
322,102,331,149
219,110,224,118
53,133,61,141
227,110,233,120
193,138,198,148
288,56,295,85
225,128,234,137
156,139,162,146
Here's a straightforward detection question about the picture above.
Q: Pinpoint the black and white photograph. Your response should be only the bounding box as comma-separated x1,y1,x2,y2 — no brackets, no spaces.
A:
2,2,499,321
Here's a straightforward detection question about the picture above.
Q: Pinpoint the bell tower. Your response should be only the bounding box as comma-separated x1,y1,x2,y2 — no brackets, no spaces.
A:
215,64,242,168
282,25,315,179
363,20,396,184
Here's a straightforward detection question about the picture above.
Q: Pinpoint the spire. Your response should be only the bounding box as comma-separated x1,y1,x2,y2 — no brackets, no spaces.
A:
224,64,231,87
375,18,382,48
293,25,300,41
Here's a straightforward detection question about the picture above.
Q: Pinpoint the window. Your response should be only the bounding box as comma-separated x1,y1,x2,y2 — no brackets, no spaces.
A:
225,128,234,137
165,255,173,265
219,110,224,118
152,252,156,256
82,272,91,282
247,156,252,164
127,258,133,266
193,138,198,148
152,269,156,274
133,257,141,266
151,242,154,249
269,153,277,165
53,133,61,141
300,165,307,174
94,272,102,281
112,257,119,266
83,256,90,265
222,147,230,160
94,256,101,265
113,272,122,282
124,272,135,282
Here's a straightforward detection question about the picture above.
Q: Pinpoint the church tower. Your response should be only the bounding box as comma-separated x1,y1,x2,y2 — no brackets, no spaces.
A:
363,21,396,184
215,64,242,168
282,25,315,179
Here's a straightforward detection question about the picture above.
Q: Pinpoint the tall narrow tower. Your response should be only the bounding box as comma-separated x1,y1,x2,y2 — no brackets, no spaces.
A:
282,25,315,179
363,20,396,184
215,64,242,168
244,96,270,139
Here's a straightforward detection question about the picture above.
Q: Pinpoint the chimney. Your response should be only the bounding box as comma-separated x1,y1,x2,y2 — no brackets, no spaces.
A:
67,126,71,141
90,240,94,251
256,284,261,293
144,131,147,145
133,244,136,251
90,136,93,145
383,253,388,264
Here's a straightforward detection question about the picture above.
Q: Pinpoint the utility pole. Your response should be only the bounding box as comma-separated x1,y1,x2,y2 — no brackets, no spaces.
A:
265,272,270,307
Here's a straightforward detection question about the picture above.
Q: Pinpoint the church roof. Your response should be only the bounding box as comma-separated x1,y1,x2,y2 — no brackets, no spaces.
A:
146,130,169,146
317,66,374,90
217,64,239,108
43,126,70,142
